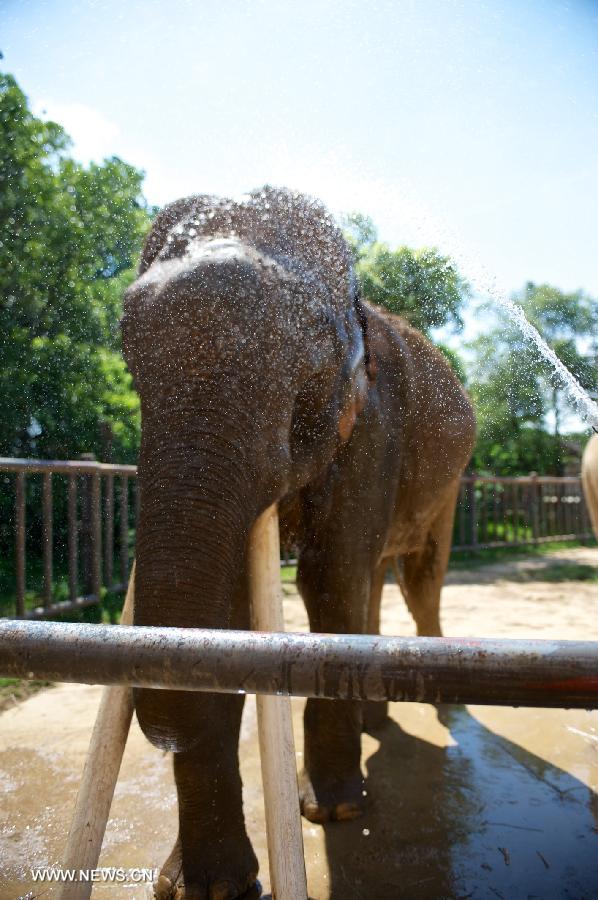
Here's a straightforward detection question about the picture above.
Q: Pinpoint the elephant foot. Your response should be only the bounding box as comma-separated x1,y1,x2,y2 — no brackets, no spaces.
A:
153,837,260,900
298,767,365,824
362,700,389,733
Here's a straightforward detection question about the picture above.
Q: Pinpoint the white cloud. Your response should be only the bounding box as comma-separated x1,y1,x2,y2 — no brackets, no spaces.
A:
31,99,187,205
33,100,121,164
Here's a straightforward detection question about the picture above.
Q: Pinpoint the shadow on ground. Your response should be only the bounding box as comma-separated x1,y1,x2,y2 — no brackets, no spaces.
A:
322,705,598,899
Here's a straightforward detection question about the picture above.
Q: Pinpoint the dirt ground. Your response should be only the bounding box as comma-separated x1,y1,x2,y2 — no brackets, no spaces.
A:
1,547,597,899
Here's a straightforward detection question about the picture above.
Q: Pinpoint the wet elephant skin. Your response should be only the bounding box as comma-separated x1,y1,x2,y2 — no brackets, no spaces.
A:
121,187,476,899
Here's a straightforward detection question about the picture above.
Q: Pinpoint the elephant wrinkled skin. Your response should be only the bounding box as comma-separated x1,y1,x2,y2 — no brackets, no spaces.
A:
121,187,476,899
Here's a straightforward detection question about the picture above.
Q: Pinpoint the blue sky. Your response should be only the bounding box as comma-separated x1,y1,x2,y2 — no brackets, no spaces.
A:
2,0,598,304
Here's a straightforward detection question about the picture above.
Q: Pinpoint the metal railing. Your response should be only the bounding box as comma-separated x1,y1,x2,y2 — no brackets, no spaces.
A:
0,459,594,619
0,457,138,619
2,620,597,709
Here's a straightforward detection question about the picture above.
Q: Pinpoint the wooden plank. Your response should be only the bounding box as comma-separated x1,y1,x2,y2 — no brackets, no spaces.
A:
481,482,488,544
492,479,499,543
104,473,114,589
248,504,307,900
120,475,129,585
68,474,78,603
42,472,53,609
91,472,102,603
15,472,26,617
57,564,136,900
134,477,140,528
470,476,478,548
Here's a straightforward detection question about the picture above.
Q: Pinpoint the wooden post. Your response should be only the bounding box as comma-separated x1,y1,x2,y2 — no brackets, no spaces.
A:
91,472,102,603
248,505,307,900
492,478,499,543
481,481,488,545
68,474,78,603
120,475,129,586
469,474,478,550
104,473,114,589
512,481,519,544
15,472,26,618
42,472,53,609
80,454,96,596
57,562,136,900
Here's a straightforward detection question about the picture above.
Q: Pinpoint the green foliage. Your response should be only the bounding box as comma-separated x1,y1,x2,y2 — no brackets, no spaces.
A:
342,212,468,335
0,72,149,463
468,283,597,475
435,342,468,385
449,539,596,569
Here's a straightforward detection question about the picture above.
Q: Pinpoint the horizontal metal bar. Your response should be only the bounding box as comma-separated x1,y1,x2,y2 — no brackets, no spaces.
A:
19,585,125,620
0,457,137,476
1,621,596,708
23,595,102,620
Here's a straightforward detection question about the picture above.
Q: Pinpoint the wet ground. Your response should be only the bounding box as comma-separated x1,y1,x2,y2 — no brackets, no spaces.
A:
1,547,597,899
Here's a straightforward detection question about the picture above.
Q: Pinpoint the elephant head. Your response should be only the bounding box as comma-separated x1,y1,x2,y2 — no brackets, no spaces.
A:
121,187,372,751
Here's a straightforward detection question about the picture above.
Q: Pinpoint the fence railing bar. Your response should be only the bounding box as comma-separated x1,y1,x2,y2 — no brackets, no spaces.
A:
134,478,140,529
469,476,477,548
120,475,129,585
0,457,136,476
15,471,26,618
24,594,104,621
68,474,78,603
42,472,53,610
104,473,114,589
91,473,102,604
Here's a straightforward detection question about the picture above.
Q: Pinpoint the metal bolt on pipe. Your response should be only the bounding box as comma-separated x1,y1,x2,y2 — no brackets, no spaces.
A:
1,620,597,708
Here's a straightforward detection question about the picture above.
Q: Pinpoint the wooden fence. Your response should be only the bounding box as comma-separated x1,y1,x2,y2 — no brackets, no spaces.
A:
0,458,137,620
0,459,594,619
453,474,594,551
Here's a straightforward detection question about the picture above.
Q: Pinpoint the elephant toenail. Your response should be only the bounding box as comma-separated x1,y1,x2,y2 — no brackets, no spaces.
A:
303,802,330,824
334,802,364,821
154,874,176,899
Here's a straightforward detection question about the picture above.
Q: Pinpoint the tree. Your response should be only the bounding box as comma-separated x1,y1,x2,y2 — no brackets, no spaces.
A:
0,72,150,462
512,282,597,449
342,213,468,335
468,284,597,474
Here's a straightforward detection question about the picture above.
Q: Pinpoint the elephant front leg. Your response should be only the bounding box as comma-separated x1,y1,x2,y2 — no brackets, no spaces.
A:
362,561,390,733
152,694,260,900
299,696,365,823
297,557,369,824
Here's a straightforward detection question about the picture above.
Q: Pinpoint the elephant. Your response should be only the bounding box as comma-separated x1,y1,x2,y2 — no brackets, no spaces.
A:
582,433,598,539
121,187,476,899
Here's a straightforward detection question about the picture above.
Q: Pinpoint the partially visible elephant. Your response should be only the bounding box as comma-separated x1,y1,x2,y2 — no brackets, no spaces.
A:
582,433,598,539
121,187,476,899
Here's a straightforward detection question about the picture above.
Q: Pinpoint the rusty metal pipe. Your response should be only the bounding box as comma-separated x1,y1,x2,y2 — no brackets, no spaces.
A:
1,621,597,708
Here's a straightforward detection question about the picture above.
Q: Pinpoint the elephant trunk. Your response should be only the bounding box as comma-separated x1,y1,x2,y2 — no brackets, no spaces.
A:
132,397,261,750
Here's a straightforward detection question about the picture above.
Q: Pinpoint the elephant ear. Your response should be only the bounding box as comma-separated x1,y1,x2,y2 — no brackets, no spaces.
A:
335,287,376,443
352,286,377,385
